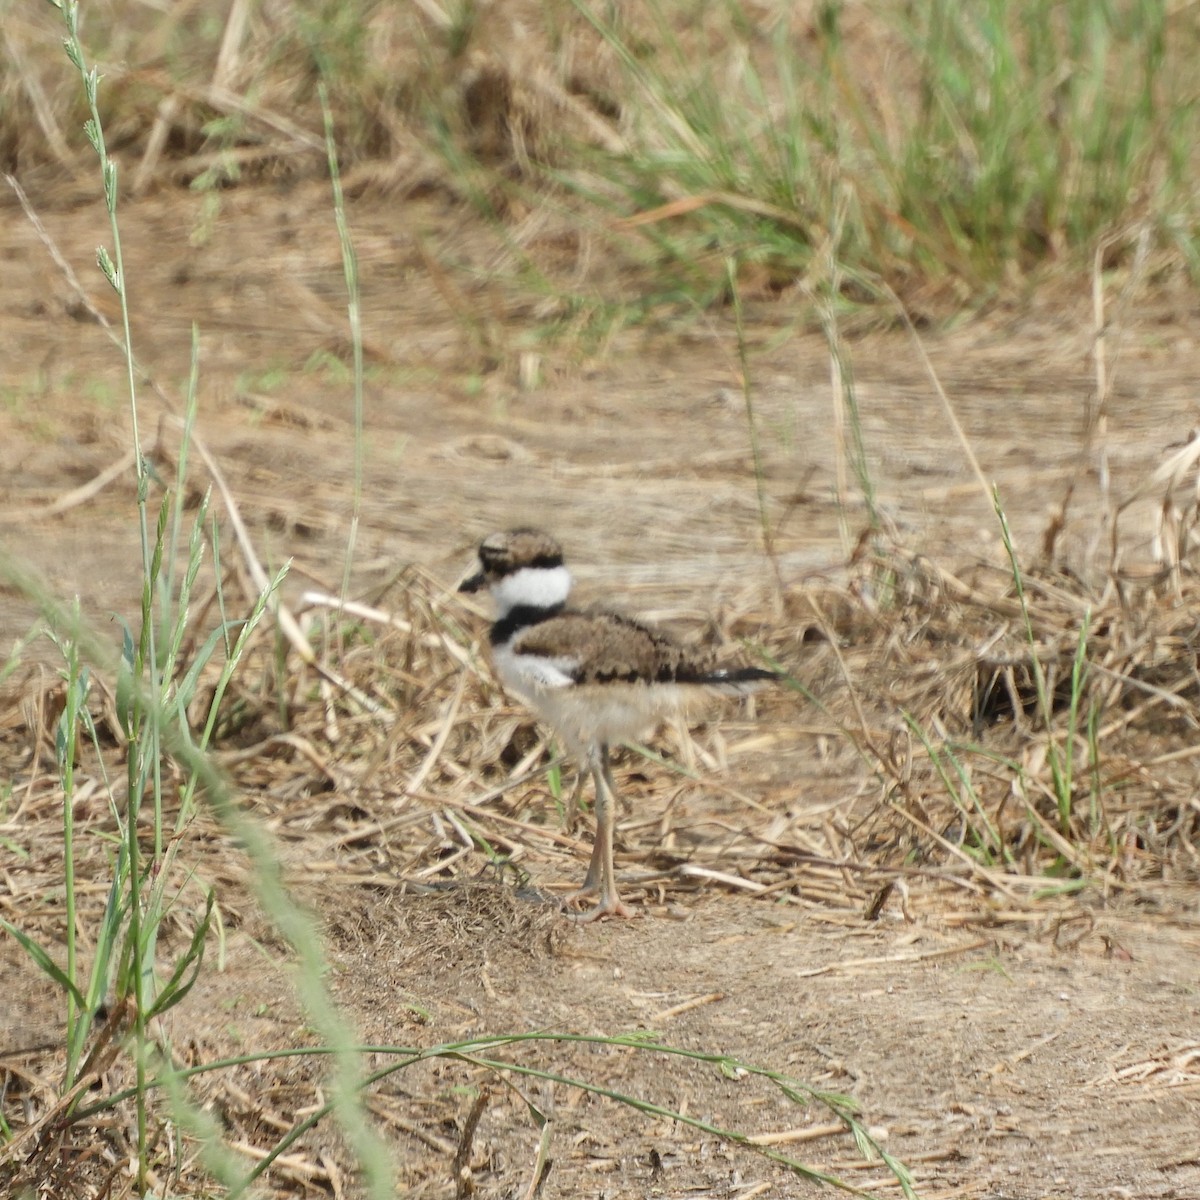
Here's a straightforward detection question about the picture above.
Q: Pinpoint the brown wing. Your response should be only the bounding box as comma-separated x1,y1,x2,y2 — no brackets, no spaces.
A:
511,609,714,685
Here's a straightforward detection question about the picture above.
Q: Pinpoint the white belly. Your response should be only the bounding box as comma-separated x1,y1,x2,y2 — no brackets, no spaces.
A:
493,643,678,751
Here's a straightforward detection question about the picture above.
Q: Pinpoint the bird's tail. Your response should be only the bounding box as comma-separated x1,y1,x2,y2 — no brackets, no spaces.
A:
678,666,780,694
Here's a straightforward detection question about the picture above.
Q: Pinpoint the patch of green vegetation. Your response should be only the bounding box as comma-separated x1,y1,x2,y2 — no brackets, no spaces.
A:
235,363,291,396
81,376,120,409
15,0,1194,323
957,957,1012,980
570,0,1195,303
301,346,355,382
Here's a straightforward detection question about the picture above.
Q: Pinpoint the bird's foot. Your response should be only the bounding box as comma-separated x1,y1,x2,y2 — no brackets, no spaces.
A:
562,887,638,923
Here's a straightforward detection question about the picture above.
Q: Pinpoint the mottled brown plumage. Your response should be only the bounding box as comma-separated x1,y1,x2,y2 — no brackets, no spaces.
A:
509,609,714,685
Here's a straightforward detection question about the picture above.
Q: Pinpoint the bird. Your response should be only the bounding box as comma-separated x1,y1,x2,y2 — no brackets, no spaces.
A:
459,527,777,921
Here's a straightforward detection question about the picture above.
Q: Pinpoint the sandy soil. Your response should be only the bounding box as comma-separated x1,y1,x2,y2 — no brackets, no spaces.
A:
2,179,1199,1199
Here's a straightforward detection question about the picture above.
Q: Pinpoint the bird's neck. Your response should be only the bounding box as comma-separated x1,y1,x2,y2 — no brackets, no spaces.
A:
490,565,572,619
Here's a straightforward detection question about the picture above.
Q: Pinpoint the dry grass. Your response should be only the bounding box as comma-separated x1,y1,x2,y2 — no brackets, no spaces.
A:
5,480,1200,1191
3,3,1199,1193
845,541,1199,894
5,497,1197,943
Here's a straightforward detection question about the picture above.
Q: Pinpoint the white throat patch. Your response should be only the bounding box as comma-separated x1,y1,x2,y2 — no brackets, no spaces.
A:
491,564,572,617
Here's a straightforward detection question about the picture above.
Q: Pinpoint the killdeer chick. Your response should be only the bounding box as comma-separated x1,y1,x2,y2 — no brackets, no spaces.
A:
459,527,776,922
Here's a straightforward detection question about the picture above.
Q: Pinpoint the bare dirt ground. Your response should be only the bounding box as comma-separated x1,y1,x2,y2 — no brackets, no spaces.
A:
2,180,1199,1199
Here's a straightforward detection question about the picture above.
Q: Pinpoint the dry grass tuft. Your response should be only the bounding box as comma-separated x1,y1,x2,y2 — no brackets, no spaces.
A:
5,517,1198,979
832,537,1200,905
327,882,569,967
5,494,1200,1191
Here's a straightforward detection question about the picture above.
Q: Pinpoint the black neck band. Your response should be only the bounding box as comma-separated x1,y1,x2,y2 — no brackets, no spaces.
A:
490,602,565,645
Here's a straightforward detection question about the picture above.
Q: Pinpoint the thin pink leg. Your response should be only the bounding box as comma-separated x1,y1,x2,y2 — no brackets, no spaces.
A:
567,745,636,922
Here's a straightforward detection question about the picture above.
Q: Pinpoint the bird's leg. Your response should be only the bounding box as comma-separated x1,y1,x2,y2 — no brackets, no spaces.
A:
563,764,589,835
599,750,619,804
579,763,605,894
566,748,606,896
577,744,617,892
567,743,636,922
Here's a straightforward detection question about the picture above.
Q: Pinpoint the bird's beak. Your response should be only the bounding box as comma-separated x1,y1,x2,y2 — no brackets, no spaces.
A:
458,570,486,594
